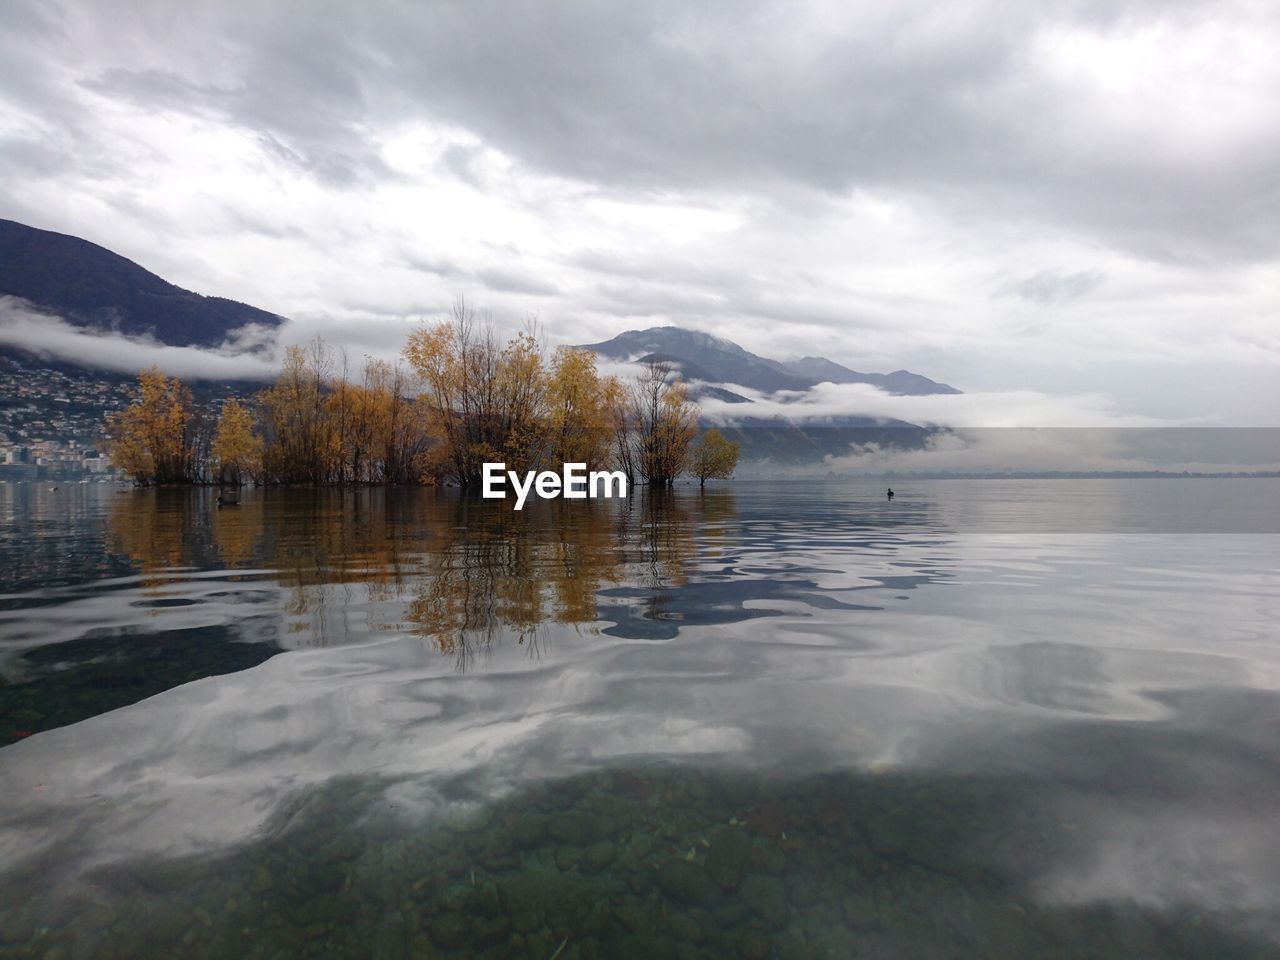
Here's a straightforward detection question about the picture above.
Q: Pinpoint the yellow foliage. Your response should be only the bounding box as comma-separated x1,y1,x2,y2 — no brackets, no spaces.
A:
547,347,613,469
691,428,741,486
101,301,738,491
211,398,263,485
104,367,198,485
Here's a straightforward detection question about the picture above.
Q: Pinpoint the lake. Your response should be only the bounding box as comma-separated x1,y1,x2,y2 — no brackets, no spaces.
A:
1,479,1279,958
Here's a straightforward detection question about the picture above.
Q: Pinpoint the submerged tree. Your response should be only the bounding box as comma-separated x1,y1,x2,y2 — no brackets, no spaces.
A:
546,347,615,470
101,299,743,490
105,367,200,485
403,298,551,488
256,341,332,483
631,360,698,487
691,427,741,487
211,398,263,486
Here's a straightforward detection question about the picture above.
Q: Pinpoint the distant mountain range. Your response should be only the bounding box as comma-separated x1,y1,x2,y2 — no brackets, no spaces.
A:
578,327,952,463
0,219,285,348
579,326,958,397
0,220,948,463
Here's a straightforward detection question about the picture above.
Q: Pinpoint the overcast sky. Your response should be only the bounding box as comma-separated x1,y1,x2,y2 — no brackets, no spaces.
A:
2,0,1278,425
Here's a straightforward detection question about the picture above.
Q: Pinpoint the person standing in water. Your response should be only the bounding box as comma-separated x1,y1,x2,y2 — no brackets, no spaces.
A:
886,488,894,500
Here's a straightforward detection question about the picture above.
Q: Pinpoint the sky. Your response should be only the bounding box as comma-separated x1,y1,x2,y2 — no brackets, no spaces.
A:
1,0,1279,427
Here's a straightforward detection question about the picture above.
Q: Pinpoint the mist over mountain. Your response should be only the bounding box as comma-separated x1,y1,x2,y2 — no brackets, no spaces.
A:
782,356,960,396
579,326,948,464
0,221,952,463
580,326,958,397
0,219,285,349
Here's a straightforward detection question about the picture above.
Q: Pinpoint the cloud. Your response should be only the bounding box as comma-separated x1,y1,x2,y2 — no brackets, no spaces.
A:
698,379,1167,429
0,298,282,381
73,0,1272,263
1002,269,1106,307
821,427,1280,475
1,0,1278,425
693,377,1280,472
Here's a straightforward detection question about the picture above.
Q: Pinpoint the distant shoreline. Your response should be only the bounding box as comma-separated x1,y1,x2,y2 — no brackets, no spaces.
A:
738,471,1280,480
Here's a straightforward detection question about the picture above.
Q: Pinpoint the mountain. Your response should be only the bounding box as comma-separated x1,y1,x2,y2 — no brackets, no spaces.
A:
0,219,285,348
781,356,960,396
578,326,952,464
580,327,813,393
580,326,958,396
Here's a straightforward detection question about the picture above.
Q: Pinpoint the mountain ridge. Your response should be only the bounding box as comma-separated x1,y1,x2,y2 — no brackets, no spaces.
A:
578,326,944,463
579,326,958,397
0,219,285,349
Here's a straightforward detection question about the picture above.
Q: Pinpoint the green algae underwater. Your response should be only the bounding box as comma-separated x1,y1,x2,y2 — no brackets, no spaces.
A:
8,762,1276,960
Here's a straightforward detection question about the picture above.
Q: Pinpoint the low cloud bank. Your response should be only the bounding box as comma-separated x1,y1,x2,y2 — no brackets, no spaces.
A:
0,297,282,381
824,428,1280,476
698,379,1171,430
693,380,1278,474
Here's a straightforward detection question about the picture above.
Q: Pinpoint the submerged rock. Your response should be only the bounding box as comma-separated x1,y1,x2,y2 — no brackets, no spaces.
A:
705,826,751,890
549,812,597,846
471,913,511,946
658,859,718,905
427,912,468,949
752,839,787,875
740,873,788,926
843,894,880,929
511,814,549,849
555,845,583,871
667,911,703,943
583,840,616,871
737,929,772,960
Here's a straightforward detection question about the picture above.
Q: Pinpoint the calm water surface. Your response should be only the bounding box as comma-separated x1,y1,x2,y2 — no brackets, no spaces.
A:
1,480,1279,959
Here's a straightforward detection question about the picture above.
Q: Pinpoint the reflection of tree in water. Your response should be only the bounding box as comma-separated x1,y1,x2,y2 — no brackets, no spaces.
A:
106,487,737,661
405,492,733,667
406,497,629,667
107,489,422,640
106,489,216,596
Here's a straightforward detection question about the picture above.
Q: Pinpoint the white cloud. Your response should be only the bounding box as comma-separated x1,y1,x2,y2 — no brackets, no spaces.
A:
698,379,1171,429
0,298,282,381
822,428,1280,475
1,0,1278,424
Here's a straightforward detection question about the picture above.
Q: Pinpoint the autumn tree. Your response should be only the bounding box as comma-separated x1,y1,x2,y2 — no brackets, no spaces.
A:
403,299,549,487
363,358,435,483
104,297,746,492
211,398,263,486
256,340,334,483
631,360,698,487
546,347,613,469
105,368,200,485
691,427,741,487
602,374,635,484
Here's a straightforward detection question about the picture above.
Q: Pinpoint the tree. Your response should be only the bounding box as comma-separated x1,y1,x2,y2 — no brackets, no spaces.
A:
99,297,744,493
602,374,635,484
546,347,612,469
256,340,333,483
211,398,263,486
104,367,199,485
631,360,698,487
691,428,740,487
403,299,550,487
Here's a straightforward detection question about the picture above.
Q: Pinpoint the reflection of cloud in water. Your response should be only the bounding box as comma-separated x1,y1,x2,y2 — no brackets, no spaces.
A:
1,483,1279,953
